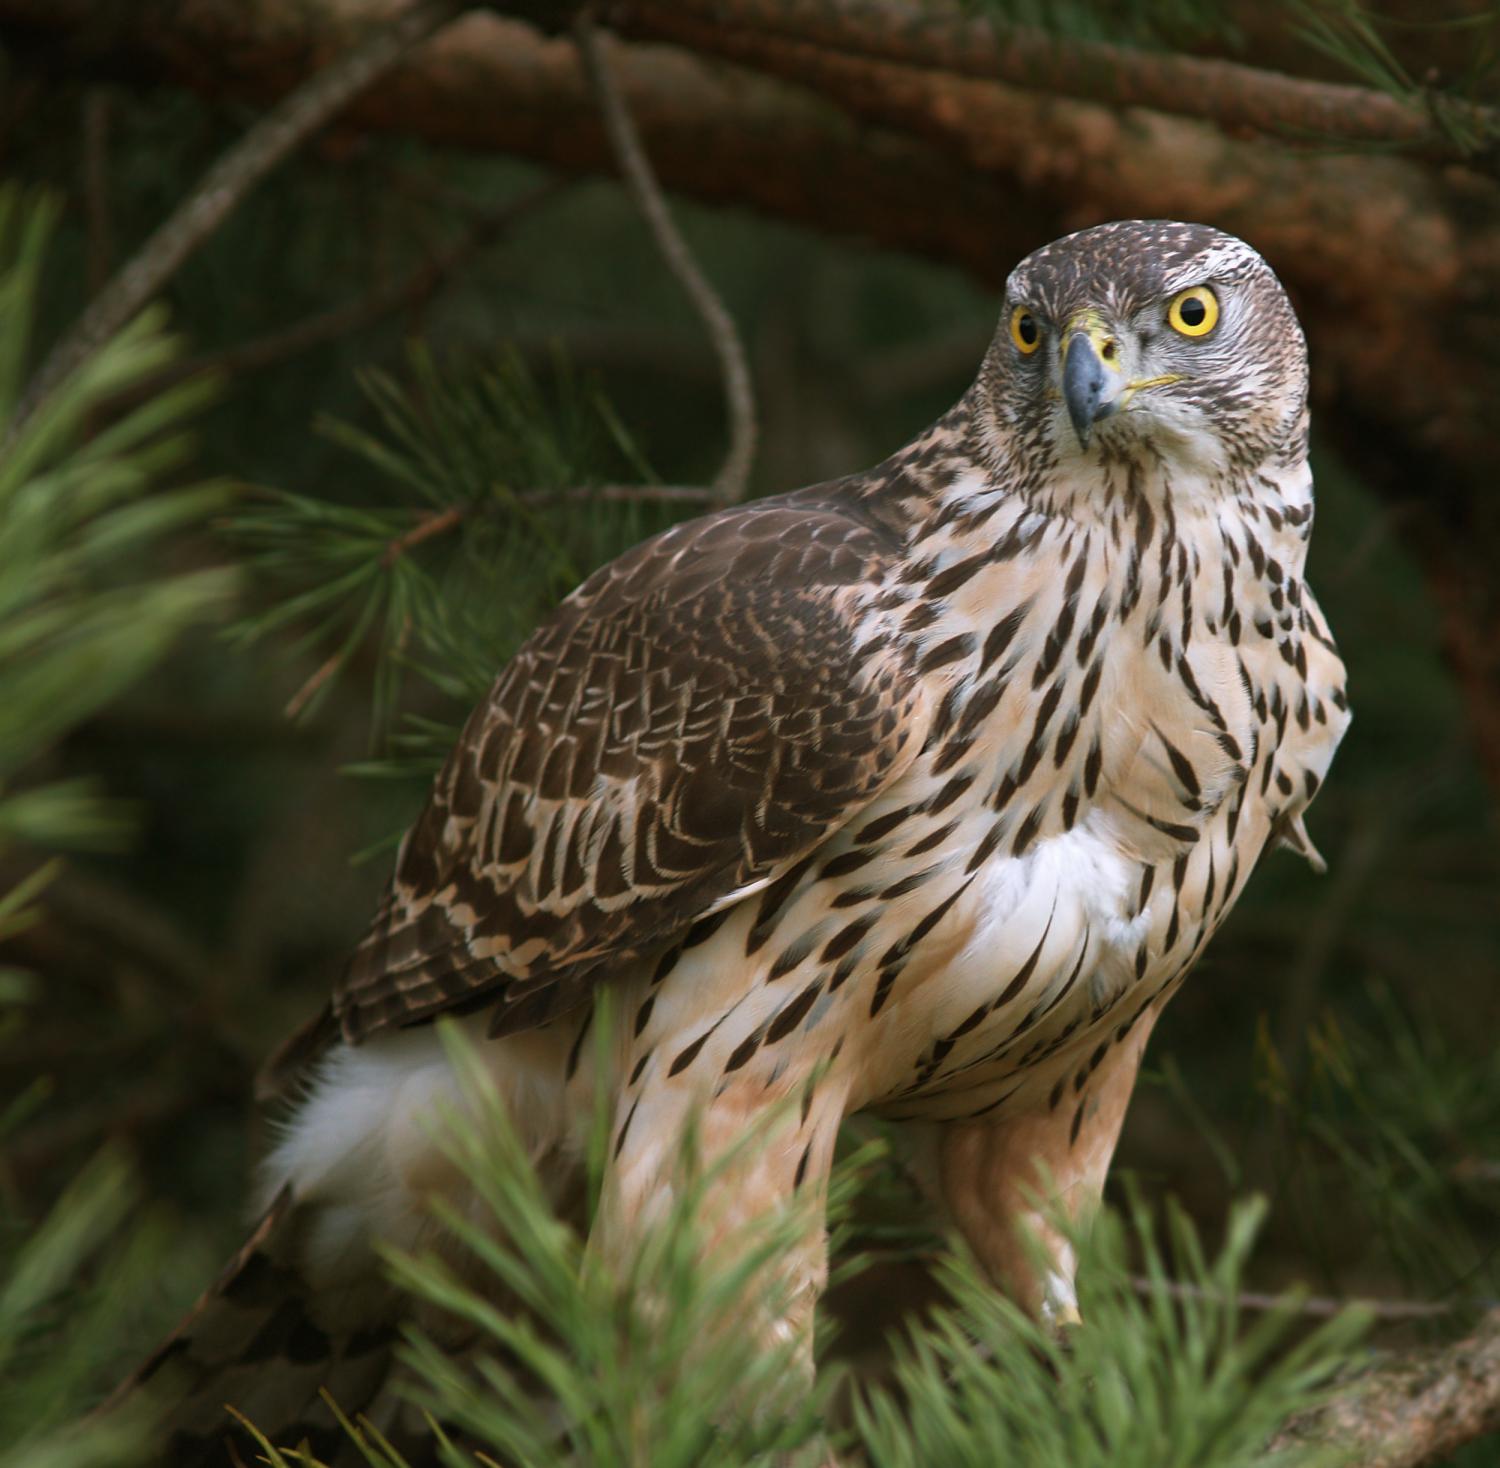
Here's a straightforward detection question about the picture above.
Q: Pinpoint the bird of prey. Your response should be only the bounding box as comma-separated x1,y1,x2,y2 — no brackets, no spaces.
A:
127,220,1348,1463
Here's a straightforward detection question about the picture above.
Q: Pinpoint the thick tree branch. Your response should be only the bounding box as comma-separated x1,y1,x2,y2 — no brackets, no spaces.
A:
6,0,470,436
1271,1308,1500,1468
573,9,757,504
582,19,1493,477
0,4,1036,278
613,0,1500,175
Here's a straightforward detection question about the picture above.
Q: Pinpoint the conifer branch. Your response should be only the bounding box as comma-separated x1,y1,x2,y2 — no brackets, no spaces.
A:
1453,1158,1500,1185
612,0,1500,175
573,7,758,506
104,180,566,414
382,506,467,568
1271,1307,1500,1468
376,484,721,570
6,0,470,440
1132,1275,1489,1322
284,650,348,721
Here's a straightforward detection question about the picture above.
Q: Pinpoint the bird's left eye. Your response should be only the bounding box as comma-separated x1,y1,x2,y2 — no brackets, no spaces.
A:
1167,285,1219,337
1009,306,1042,355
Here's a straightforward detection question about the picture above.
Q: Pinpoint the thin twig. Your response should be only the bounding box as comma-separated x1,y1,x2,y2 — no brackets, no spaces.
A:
286,479,716,715
104,180,566,415
1453,1159,1500,1186
285,651,345,722
7,0,469,440
382,505,466,567
378,483,719,567
573,8,757,506
1131,1274,1491,1322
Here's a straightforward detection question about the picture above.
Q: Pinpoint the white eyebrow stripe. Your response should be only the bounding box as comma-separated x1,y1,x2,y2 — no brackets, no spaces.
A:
1160,242,1259,294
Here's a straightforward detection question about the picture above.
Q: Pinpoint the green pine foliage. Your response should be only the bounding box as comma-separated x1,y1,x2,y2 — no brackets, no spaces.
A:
858,1196,1366,1468
1262,985,1500,1309
0,1151,159,1468
0,187,236,867
382,1022,840,1468
0,185,236,1466
231,346,671,771
230,1027,1365,1468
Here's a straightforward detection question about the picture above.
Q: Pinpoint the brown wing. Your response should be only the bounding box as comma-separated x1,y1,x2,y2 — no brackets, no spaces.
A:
333,491,927,1043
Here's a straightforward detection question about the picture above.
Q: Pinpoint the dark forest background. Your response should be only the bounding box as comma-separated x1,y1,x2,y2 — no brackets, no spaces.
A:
2,2,1500,1464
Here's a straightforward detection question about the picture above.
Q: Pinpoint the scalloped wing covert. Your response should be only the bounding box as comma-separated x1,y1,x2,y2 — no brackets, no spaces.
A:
333,492,928,1043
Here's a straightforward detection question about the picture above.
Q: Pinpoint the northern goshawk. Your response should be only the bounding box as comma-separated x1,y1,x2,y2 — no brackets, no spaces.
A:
128,220,1348,1463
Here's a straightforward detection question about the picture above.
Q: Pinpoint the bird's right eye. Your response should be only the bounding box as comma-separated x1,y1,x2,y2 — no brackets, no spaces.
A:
1009,306,1042,355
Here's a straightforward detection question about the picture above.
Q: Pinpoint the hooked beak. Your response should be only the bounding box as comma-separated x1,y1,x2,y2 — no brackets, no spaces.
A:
1060,310,1183,450
1062,313,1123,450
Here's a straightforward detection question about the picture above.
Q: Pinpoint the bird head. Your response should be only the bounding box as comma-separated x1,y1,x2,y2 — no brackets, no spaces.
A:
980,221,1308,483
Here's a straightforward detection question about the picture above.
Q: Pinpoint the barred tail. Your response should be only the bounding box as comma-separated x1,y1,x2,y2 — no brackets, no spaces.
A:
109,1186,400,1467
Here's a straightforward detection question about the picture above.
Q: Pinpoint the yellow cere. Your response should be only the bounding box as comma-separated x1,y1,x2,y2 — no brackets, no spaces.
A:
1009,305,1042,355
1167,285,1219,337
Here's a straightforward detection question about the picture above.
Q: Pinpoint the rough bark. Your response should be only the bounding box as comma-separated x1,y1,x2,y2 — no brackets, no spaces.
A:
1272,1308,1500,1468
614,0,1500,174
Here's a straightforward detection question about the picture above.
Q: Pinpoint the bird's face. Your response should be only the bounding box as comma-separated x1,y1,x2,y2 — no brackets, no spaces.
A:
984,221,1308,482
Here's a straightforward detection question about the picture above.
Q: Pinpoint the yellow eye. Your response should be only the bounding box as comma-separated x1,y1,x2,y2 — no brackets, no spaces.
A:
1167,285,1219,337
1009,305,1042,355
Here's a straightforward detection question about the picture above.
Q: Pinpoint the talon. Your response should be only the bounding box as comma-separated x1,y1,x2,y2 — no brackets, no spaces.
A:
1052,1301,1083,1331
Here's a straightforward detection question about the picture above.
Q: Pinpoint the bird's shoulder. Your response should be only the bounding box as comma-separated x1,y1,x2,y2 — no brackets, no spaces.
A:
332,473,940,1043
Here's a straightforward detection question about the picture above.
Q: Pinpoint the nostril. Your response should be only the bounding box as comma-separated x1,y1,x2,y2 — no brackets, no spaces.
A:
1101,339,1117,362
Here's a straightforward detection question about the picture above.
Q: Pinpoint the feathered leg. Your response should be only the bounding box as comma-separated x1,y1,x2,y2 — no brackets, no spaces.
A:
935,1011,1159,1326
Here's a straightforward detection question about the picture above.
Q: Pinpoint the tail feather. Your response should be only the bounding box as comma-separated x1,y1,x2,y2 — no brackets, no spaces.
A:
110,1187,400,1467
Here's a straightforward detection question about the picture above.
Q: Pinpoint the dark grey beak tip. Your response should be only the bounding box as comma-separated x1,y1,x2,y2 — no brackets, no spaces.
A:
1063,334,1109,451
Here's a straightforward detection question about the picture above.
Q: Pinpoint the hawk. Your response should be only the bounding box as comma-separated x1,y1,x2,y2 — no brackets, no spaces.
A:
128,221,1348,1462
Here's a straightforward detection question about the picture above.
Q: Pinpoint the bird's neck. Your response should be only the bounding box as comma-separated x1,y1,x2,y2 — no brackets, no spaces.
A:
864,388,1315,591
844,395,1317,696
